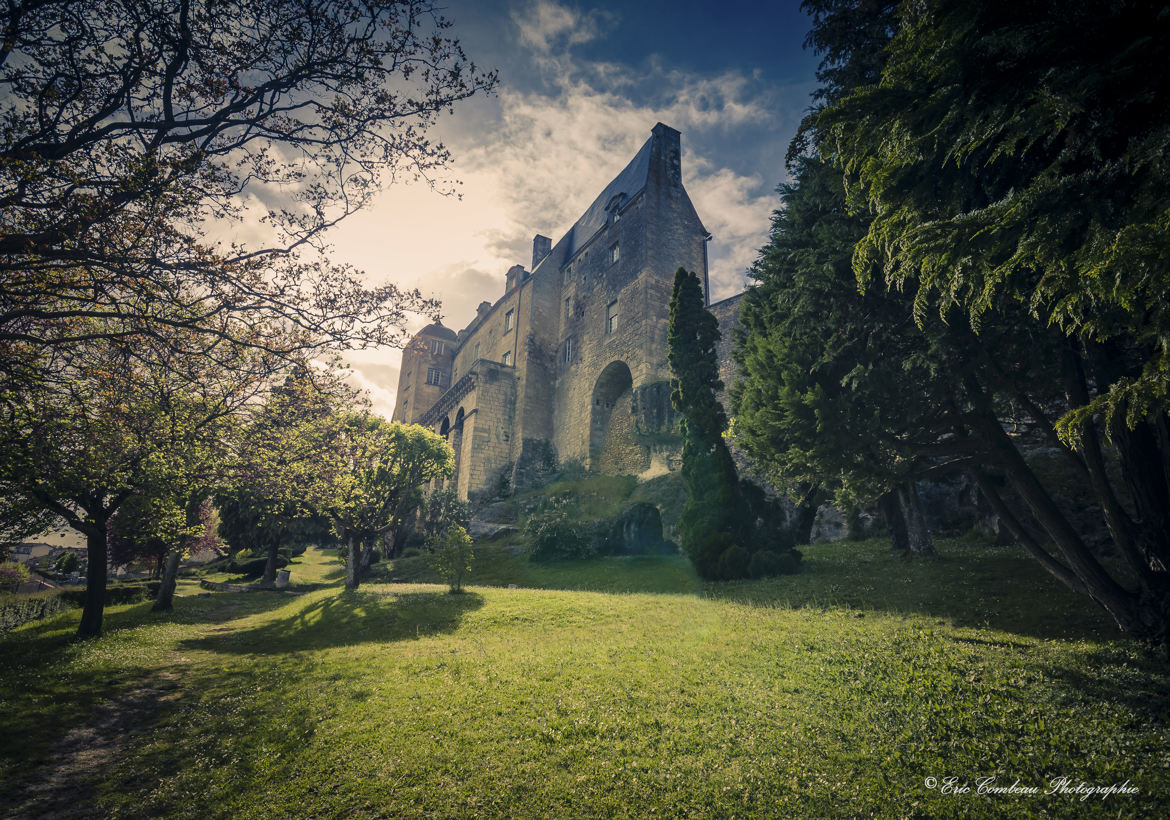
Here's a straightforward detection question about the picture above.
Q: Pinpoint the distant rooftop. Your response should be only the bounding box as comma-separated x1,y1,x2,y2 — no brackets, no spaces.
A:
419,322,457,341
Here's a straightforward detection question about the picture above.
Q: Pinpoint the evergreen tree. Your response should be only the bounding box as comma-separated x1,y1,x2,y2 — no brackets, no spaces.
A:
734,0,1170,641
669,268,783,579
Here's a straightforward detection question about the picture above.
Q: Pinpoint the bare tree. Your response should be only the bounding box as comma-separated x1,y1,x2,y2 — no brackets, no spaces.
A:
0,0,496,355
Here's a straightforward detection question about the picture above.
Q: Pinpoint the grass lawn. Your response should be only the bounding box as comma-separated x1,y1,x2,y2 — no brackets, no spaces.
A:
1,538,1167,818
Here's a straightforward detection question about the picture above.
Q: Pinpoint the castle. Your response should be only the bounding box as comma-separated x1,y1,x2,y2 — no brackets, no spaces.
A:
392,123,743,499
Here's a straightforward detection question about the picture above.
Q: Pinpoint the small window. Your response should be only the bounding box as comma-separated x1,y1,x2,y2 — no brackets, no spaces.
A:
564,297,570,322
606,300,618,334
426,368,443,386
609,243,619,265
474,342,480,360
505,309,514,332
563,337,573,364
431,339,445,356
501,351,512,366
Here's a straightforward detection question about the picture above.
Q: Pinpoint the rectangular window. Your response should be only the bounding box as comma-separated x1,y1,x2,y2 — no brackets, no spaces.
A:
501,350,512,366
431,340,445,356
426,367,443,386
474,342,480,360
606,300,618,334
504,309,514,332
563,337,573,364
564,297,571,322
609,243,619,265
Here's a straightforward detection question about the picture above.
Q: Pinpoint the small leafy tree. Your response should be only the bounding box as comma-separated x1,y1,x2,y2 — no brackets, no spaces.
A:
417,489,471,540
428,525,474,594
316,414,454,591
107,492,184,579
0,561,30,589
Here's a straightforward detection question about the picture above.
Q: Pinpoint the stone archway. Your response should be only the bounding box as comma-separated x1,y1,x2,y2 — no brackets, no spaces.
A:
589,361,649,474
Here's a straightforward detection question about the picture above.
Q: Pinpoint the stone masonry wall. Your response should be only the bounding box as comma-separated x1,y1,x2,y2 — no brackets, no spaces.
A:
397,124,715,497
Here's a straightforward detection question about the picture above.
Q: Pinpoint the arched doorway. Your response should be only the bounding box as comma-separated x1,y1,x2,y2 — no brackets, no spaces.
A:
450,407,466,487
589,361,648,474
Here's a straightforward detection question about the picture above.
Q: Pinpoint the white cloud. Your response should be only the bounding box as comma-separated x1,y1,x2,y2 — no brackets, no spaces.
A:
514,0,615,53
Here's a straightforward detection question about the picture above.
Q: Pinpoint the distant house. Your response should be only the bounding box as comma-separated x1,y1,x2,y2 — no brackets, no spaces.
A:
9,542,54,565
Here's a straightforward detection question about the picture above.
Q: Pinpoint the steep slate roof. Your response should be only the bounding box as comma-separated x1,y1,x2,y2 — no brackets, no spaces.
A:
532,133,654,276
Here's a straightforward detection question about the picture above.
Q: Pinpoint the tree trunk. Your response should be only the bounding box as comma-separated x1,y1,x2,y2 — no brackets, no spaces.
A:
879,490,909,553
345,535,360,591
896,482,935,557
1111,415,1170,574
390,523,410,559
789,483,819,546
978,416,1153,636
261,538,280,587
969,468,1088,595
155,492,207,612
77,524,109,638
152,549,182,612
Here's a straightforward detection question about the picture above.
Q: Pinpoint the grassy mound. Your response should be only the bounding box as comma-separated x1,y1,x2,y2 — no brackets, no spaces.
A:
1,540,1166,818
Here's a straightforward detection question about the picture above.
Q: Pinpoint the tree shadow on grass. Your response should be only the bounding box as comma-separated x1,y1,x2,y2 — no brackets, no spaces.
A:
178,589,484,655
380,548,703,596
703,542,1121,643
1033,643,1170,727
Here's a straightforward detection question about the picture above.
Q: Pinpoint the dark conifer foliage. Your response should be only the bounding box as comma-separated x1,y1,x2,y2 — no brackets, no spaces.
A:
669,268,799,579
734,0,1170,642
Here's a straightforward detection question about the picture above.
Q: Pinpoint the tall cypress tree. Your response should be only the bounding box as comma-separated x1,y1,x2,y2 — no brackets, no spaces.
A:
668,268,757,579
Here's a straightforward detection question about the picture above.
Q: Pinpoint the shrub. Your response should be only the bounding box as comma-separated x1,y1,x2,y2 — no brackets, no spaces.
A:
228,552,288,577
687,532,733,580
54,552,80,574
60,582,152,607
417,489,471,540
401,547,423,559
524,508,594,562
0,561,31,588
717,545,751,581
428,526,474,593
748,550,784,578
0,591,74,632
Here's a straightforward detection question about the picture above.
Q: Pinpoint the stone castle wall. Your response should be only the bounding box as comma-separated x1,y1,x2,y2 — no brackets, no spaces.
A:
394,124,740,499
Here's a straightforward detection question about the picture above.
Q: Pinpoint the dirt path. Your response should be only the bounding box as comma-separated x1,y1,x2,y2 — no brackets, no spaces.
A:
7,670,183,819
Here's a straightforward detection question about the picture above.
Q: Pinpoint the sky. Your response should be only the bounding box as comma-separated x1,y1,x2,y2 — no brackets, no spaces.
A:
329,0,822,417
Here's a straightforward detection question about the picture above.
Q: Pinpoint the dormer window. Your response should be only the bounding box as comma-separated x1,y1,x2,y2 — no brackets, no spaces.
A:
605,193,627,225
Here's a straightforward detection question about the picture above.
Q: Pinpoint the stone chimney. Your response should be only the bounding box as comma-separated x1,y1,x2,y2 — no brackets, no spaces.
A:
505,264,526,292
650,122,682,186
531,234,552,270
